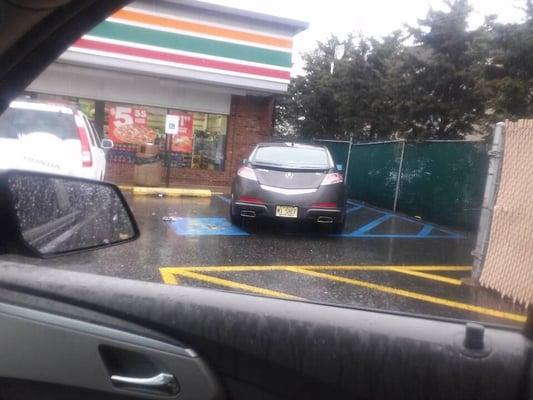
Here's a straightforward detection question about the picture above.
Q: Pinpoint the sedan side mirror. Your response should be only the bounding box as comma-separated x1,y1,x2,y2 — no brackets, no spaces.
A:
101,138,114,149
241,158,247,165
336,164,344,172
0,170,139,258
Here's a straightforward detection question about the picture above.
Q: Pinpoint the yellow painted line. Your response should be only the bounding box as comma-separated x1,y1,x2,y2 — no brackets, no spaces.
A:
159,265,471,273
132,186,212,197
160,267,180,285
286,268,526,323
118,185,134,192
160,268,301,300
389,267,463,286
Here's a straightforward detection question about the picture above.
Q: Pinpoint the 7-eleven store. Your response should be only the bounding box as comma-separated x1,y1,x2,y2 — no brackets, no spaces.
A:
26,0,307,188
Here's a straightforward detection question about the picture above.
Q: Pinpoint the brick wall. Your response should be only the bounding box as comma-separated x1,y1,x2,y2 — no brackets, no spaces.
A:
105,94,274,187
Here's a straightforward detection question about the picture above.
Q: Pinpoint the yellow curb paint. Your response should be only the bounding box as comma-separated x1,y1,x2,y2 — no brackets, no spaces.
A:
285,268,526,323
389,267,463,285
132,186,212,197
160,268,301,300
118,185,134,192
159,265,471,273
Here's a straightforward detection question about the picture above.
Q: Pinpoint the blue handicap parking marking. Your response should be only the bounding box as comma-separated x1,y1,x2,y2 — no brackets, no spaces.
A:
216,195,231,204
168,217,248,236
346,204,362,214
343,199,464,239
424,226,463,239
190,197,463,239
417,224,433,237
349,213,394,236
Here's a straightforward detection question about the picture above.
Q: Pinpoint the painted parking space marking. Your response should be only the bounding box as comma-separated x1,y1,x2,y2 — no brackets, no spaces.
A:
161,265,472,273
211,195,463,239
346,204,362,213
215,194,231,204
417,224,433,237
167,217,248,236
346,200,464,239
159,264,526,323
167,215,460,238
163,268,300,300
350,213,393,235
388,267,463,285
286,268,526,323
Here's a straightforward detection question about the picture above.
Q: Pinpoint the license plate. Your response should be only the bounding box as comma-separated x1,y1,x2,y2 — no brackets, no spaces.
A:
275,205,298,218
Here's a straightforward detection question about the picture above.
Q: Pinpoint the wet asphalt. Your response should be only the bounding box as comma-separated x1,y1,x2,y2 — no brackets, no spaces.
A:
1,193,526,327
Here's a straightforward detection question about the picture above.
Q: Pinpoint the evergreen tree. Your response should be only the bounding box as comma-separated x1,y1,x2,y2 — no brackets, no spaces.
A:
397,0,485,139
274,0,533,140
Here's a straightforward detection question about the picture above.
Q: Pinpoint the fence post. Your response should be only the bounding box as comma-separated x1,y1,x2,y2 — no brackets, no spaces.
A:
471,122,505,281
344,136,353,185
392,140,406,212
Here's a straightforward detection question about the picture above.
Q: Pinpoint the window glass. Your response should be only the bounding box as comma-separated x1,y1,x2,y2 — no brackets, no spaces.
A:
88,120,101,147
0,0,530,331
190,112,227,171
83,116,96,147
0,107,77,140
252,146,330,168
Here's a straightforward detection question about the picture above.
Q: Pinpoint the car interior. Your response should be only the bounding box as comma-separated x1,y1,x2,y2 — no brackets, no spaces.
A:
0,1,531,400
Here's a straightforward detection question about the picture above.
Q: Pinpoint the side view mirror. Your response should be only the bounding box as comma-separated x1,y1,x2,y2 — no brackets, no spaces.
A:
101,138,114,150
242,158,247,165
0,170,139,258
336,164,344,172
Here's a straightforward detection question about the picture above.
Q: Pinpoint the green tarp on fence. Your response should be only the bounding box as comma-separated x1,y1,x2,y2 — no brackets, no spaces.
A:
320,140,350,172
346,142,403,211
398,142,489,231
319,140,489,231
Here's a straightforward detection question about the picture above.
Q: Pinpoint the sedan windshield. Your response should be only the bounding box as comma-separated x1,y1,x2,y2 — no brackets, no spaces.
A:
252,146,330,168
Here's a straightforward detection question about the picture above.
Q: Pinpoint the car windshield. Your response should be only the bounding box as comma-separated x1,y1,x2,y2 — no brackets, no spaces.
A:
0,107,77,140
251,146,330,168
0,0,530,332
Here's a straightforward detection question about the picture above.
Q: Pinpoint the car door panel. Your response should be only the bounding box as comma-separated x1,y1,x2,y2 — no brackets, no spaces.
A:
0,378,138,400
0,299,222,400
0,262,530,400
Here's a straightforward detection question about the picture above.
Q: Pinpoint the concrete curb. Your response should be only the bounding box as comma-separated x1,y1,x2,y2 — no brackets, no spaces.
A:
118,185,212,198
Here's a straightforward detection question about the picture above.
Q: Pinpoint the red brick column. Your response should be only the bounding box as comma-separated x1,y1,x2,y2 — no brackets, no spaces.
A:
226,94,275,180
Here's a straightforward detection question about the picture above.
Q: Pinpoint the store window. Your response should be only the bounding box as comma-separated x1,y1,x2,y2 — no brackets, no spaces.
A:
104,102,227,171
168,110,227,171
196,113,227,170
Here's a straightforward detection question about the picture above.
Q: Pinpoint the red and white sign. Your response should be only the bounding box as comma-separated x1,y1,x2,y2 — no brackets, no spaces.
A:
169,111,194,153
108,106,156,145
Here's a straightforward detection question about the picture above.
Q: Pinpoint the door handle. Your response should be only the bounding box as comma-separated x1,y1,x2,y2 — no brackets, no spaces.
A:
110,372,179,395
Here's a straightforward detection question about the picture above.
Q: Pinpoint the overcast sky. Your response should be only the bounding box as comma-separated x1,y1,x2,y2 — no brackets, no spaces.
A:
205,0,528,75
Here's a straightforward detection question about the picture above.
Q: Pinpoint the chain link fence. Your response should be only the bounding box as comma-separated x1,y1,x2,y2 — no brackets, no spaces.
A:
315,138,489,231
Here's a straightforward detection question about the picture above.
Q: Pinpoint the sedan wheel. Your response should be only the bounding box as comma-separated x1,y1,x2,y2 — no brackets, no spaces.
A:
330,221,345,234
230,205,243,227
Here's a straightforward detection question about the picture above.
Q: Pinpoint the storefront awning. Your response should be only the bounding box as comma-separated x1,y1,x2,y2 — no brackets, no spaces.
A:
58,0,308,94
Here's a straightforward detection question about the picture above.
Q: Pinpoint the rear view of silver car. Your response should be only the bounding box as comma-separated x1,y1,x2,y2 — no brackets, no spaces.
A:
230,143,347,233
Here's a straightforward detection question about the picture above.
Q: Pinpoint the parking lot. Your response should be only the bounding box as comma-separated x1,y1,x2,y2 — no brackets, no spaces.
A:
6,193,527,326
